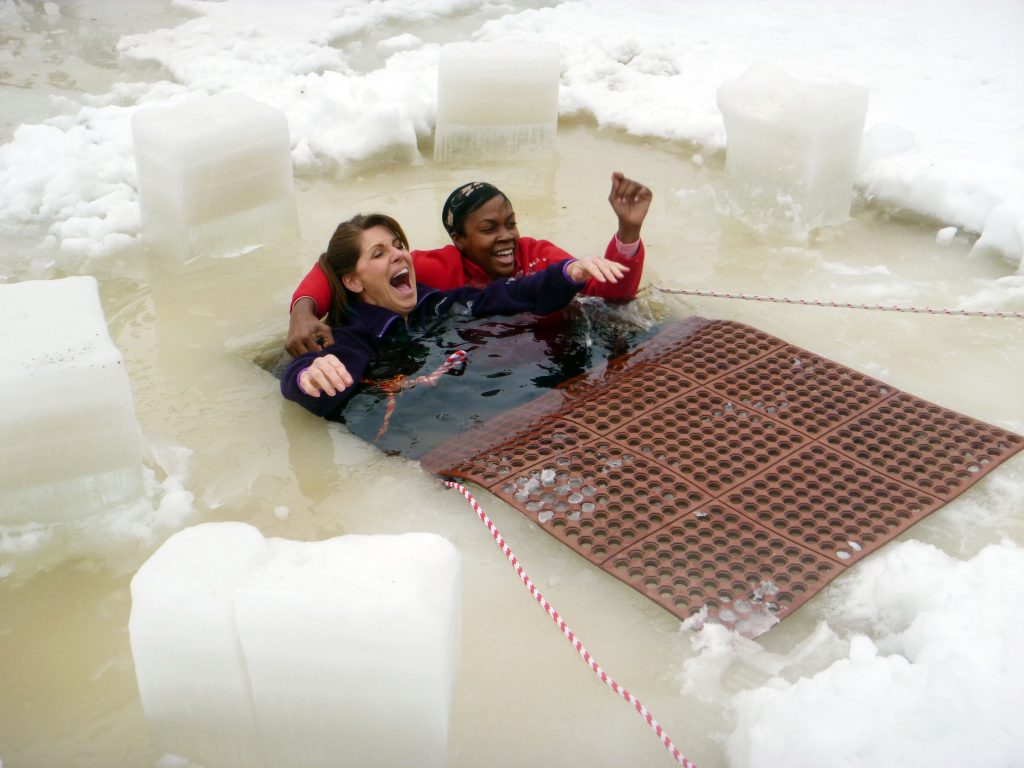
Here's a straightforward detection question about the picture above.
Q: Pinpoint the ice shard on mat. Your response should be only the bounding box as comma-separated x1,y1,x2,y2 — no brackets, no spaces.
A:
132,93,298,263
716,62,868,231
0,276,143,525
434,42,560,163
129,523,462,768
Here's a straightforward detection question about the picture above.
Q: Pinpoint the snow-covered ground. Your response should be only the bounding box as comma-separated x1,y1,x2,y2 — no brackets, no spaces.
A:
1,1,1022,767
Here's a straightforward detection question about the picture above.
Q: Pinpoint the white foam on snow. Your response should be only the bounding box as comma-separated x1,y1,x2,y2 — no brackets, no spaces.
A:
0,0,1021,268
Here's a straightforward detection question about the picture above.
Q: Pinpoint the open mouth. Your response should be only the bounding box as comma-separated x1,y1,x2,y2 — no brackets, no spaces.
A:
389,267,412,291
493,248,515,265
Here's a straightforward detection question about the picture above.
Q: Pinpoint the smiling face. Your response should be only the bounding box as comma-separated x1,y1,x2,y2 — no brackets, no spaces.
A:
451,194,519,278
341,224,417,317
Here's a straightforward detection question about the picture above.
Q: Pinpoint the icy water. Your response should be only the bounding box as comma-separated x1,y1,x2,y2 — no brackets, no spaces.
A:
2,7,1024,768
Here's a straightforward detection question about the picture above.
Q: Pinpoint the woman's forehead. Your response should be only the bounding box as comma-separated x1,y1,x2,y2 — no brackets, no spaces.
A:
469,195,514,223
360,224,398,250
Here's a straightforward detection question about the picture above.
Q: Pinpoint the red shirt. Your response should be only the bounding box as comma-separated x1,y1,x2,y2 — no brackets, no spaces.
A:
291,235,644,316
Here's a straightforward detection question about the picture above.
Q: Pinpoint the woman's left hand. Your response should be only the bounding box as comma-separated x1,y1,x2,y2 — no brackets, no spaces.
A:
608,171,653,243
567,256,630,284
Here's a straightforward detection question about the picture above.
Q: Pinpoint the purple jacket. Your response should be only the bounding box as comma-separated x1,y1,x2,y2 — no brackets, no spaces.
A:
281,261,584,418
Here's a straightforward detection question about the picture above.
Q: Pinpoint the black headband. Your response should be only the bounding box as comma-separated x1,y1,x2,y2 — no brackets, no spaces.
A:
442,182,504,235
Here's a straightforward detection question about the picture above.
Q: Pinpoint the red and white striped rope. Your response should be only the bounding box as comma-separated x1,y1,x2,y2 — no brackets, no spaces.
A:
368,350,468,442
653,286,1024,319
410,349,467,387
443,480,697,768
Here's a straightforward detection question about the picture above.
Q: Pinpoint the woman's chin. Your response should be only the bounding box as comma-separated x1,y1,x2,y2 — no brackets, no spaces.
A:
392,286,417,312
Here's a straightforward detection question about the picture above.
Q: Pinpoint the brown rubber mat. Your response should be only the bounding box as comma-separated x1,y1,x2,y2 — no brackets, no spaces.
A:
421,319,1023,637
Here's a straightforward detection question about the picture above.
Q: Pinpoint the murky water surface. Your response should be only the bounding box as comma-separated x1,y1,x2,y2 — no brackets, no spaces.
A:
1,5,1022,768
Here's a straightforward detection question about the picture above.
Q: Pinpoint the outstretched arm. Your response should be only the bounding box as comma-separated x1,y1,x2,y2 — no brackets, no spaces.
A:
436,258,627,319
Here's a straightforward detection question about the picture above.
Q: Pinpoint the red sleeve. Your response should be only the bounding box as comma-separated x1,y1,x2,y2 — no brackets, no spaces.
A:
580,237,644,301
411,245,465,290
290,262,332,317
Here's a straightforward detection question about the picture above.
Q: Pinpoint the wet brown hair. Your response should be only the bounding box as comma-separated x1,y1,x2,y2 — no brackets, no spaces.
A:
318,213,410,326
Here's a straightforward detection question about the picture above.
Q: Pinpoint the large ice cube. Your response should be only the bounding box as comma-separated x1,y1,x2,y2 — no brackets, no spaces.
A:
236,533,462,768
128,523,462,768
434,42,560,163
0,276,143,525
129,523,271,768
132,93,298,263
716,62,868,231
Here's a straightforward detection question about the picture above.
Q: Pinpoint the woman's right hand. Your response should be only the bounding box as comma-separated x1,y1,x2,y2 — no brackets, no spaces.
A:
298,354,353,397
566,256,629,284
286,298,336,357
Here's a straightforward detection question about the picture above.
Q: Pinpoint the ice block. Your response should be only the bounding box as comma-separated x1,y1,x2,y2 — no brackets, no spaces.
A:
236,533,462,768
132,93,298,263
129,523,462,768
129,523,270,768
0,276,143,525
716,62,868,231
434,42,560,163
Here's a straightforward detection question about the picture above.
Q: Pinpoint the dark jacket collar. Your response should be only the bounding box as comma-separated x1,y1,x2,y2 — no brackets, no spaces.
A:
344,284,439,339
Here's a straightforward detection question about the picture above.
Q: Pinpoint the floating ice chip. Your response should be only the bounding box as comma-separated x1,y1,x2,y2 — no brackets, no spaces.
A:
717,61,868,232
434,42,560,163
132,93,298,264
514,490,529,502
568,492,584,504
0,277,143,526
538,511,555,524
836,549,851,560
847,540,863,552
540,468,557,486
581,503,596,513
130,523,461,768
936,226,958,246
567,511,581,522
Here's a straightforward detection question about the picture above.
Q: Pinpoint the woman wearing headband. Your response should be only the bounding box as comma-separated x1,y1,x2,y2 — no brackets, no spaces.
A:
286,171,652,356
281,212,628,418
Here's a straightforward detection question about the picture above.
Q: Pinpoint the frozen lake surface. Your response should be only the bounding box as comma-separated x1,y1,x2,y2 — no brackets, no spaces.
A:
1,2,1023,767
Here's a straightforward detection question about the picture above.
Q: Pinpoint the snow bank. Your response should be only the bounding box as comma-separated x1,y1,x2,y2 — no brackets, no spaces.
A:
720,540,1024,768
1,0,1021,267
